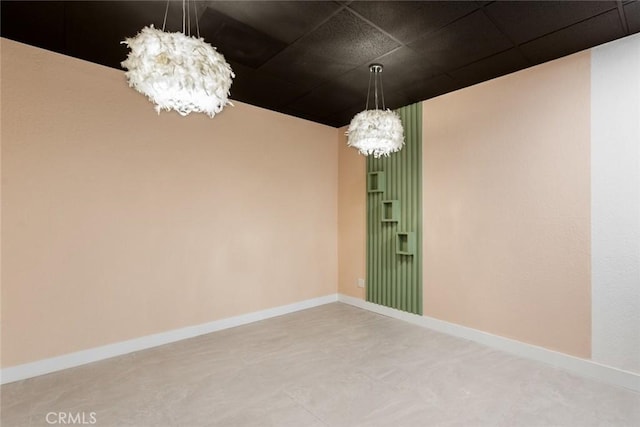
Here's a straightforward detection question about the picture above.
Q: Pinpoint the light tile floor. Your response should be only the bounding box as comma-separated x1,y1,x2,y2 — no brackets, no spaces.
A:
2,303,639,426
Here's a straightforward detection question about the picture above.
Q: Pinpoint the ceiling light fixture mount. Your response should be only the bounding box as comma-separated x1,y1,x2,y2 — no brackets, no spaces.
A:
369,63,383,73
346,63,404,158
121,0,234,118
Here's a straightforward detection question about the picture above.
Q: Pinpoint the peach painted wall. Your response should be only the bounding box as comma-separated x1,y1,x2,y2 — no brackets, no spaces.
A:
337,127,366,299
1,39,337,367
0,41,3,368
422,52,591,358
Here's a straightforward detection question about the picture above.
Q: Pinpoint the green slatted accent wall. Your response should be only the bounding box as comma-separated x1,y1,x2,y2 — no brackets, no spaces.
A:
366,102,423,315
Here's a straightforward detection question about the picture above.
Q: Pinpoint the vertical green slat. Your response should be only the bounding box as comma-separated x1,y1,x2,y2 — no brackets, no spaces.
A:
401,108,414,311
375,159,382,306
397,109,404,310
397,122,404,310
408,106,414,312
371,175,375,303
387,146,392,309
414,105,420,313
418,104,423,313
385,154,391,309
410,104,415,313
402,109,414,311
376,175,380,305
411,106,417,313
414,104,424,314
389,149,396,308
413,105,418,313
366,102,422,315
417,104,422,314
367,185,371,301
408,108,412,312
365,182,375,301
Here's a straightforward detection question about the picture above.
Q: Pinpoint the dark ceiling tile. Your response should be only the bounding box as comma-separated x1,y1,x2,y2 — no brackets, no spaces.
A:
278,106,330,126
348,1,479,44
293,9,400,66
324,102,368,128
408,10,513,70
261,9,400,90
260,48,358,93
125,1,187,32
207,1,341,44
0,1,66,54
66,2,152,69
485,1,618,44
325,65,375,100
410,74,462,100
228,61,307,110
449,48,529,86
309,46,440,106
379,89,415,112
198,7,287,69
284,72,364,118
376,47,444,91
285,46,437,120
284,85,362,120
521,10,625,63
625,1,640,33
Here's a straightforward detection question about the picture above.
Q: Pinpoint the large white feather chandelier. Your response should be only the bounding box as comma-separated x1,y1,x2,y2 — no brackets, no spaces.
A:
121,0,234,118
347,64,404,158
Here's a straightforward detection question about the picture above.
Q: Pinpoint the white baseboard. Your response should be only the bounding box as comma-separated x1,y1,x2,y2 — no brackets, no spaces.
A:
4,293,638,392
338,294,640,392
1,294,338,385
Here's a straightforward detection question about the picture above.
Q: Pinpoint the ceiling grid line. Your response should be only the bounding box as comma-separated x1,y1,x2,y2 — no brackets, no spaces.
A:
478,5,534,65
256,4,347,73
341,4,483,96
616,0,632,34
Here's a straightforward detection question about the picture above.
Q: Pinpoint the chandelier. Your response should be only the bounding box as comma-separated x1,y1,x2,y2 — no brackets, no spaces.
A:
346,64,404,158
121,0,234,118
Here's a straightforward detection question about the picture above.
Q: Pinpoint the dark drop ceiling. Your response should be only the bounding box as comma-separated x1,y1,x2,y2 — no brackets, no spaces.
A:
2,1,639,127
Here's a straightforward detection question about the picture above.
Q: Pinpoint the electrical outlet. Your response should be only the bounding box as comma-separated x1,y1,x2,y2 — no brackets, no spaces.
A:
357,278,365,288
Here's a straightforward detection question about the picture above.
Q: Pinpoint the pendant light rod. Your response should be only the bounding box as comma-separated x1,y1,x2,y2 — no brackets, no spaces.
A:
368,64,385,111
375,71,379,109
379,70,386,110
365,70,373,110
161,0,201,37
162,0,170,31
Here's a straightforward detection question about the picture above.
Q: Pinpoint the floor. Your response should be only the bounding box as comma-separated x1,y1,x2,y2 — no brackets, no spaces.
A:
2,303,639,427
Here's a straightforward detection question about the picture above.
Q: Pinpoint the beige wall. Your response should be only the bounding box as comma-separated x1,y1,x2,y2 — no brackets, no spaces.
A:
0,37,596,369
1,39,338,367
337,127,366,298
422,52,591,358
